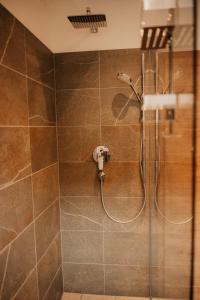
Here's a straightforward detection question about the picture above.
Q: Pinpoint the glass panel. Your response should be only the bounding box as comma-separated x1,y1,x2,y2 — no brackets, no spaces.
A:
141,1,195,299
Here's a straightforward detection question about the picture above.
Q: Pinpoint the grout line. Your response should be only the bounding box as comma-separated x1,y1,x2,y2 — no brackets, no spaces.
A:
36,231,60,266
31,162,58,176
0,245,11,298
58,159,190,163
60,229,144,233
97,51,105,300
25,25,39,300
0,18,15,64
0,125,57,128
0,199,59,256
56,124,140,128
0,162,57,192
32,185,40,300
10,234,61,300
53,54,65,294
61,195,143,199
55,86,140,92
10,266,37,300
58,160,140,163
43,265,62,300
58,160,141,163
62,262,151,268
0,63,54,90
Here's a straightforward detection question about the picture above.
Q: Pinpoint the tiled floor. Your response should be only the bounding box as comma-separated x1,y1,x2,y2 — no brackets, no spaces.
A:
61,293,184,300
61,294,147,300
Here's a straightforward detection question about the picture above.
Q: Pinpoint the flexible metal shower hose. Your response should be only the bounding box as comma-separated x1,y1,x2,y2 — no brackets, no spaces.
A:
99,131,147,224
154,109,193,225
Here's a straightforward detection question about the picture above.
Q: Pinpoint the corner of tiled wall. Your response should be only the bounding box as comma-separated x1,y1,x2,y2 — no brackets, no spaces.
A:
0,4,63,300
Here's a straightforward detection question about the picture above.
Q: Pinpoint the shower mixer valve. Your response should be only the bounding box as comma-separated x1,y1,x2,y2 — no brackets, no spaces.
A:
93,146,110,177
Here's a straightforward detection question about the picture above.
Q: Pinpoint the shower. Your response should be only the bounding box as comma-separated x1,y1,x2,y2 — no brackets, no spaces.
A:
93,71,146,224
0,1,196,300
117,72,143,105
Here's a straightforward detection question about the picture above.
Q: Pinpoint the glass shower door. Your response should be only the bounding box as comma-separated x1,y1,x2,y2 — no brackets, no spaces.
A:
141,2,195,298
145,34,195,300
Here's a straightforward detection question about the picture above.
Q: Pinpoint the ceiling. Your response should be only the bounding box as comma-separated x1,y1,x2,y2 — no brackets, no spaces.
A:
1,0,198,53
0,0,142,53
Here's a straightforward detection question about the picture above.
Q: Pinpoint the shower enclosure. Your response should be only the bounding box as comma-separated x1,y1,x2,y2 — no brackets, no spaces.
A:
0,1,196,300
92,1,196,298
140,2,195,298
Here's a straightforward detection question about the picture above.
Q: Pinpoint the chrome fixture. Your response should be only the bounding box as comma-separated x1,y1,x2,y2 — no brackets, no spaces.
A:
67,7,107,33
93,143,146,224
117,72,143,105
93,146,110,179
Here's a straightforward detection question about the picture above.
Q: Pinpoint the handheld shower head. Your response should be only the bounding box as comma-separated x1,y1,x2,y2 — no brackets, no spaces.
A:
117,72,143,105
117,72,133,86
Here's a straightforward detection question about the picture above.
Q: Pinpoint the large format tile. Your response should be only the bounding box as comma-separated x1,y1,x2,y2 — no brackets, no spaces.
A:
2,20,26,74
32,164,59,218
154,196,192,225
60,196,104,231
100,88,141,126
102,197,148,233
62,231,103,263
35,201,60,260
158,162,192,198
28,79,56,126
164,233,192,267
104,232,148,266
0,65,28,125
1,225,36,300
103,162,143,197
37,234,61,300
101,126,140,161
100,49,141,88
55,51,99,89
158,51,193,94
25,30,54,88
63,263,104,294
0,4,14,61
158,122,193,162
150,265,190,295
58,126,100,162
0,177,33,251
44,267,63,300
59,163,99,197
56,89,100,126
0,127,31,188
30,127,57,172
105,265,148,297
13,270,38,300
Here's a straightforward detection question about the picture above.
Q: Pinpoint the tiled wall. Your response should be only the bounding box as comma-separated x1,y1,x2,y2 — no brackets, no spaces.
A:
55,49,194,298
0,5,62,300
55,49,148,296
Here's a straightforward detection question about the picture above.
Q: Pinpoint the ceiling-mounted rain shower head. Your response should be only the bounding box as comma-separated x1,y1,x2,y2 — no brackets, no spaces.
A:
67,7,107,33
141,25,174,50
